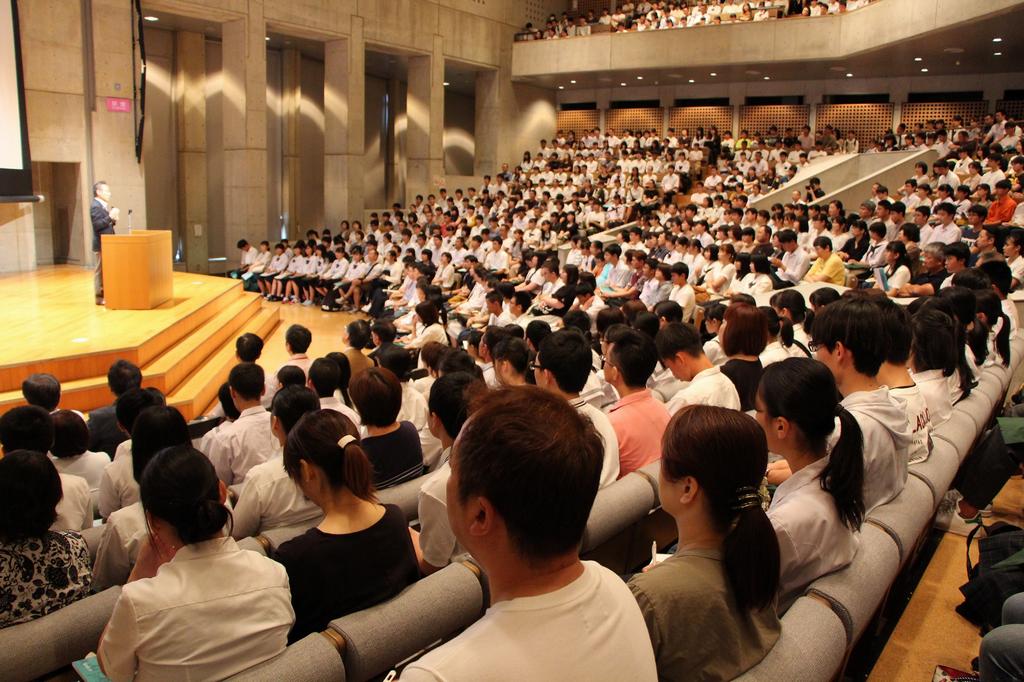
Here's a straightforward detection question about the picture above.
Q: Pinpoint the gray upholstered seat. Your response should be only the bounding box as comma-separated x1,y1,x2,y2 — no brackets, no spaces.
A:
734,595,848,682
0,587,121,682
805,524,900,644
909,436,960,508
932,409,978,462
236,518,321,556
227,632,347,681
580,471,658,553
329,561,486,682
378,474,427,523
867,474,934,565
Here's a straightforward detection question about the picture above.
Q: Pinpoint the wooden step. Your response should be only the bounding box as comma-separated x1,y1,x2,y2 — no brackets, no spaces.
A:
0,292,264,415
167,306,281,421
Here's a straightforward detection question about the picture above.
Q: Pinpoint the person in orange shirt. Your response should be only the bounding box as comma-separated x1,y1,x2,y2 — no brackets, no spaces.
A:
986,180,1018,225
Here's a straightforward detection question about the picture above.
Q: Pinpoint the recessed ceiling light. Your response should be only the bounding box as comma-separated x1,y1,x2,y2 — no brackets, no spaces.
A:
920,68,929,72
570,79,576,84
913,57,922,62
763,76,770,80
265,36,270,41
558,86,564,90
993,37,1003,42
710,72,717,76
143,15,159,22
846,73,853,77
995,52,1003,56
443,81,450,86
636,76,643,80
688,79,695,83
620,82,627,86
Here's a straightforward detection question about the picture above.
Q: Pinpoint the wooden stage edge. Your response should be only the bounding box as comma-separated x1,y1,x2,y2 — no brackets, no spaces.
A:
0,266,280,419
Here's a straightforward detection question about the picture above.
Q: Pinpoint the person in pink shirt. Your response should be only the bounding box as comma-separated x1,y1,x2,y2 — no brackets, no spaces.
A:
604,326,670,477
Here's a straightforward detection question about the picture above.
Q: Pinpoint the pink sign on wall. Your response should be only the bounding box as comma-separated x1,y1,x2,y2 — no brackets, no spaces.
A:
106,97,132,113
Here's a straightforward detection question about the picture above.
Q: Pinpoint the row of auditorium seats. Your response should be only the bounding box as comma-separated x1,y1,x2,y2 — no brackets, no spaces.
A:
2,342,1017,681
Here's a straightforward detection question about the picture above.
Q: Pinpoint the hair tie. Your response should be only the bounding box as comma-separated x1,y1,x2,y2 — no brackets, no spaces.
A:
732,485,762,512
338,435,357,449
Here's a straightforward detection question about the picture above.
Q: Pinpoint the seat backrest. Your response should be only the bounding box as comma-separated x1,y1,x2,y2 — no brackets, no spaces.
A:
580,471,657,553
226,632,347,682
378,474,427,523
734,595,848,682
633,460,661,504
866,474,934,566
0,587,121,682
329,561,486,682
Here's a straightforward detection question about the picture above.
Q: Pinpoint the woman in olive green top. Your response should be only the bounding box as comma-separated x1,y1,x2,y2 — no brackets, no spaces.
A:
628,405,781,681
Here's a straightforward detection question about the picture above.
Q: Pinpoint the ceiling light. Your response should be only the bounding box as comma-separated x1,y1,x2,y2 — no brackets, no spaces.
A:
143,15,159,22
688,79,695,83
620,82,627,86
993,37,1003,42
443,81,450,86
265,36,270,41
570,79,576,84
710,72,717,76
636,76,643,80
995,52,1003,56
913,57,922,62
763,76,770,80
920,68,929,72
846,73,853,77
558,85,564,90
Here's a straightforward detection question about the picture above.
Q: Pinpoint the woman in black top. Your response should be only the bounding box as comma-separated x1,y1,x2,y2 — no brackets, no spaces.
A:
349,367,424,488
274,409,419,643
719,303,768,412
538,263,579,318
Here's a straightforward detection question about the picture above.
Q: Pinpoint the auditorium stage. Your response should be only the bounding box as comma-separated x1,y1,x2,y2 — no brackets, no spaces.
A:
0,266,279,419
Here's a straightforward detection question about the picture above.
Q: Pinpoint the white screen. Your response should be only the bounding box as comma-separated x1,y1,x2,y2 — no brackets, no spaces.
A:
0,0,23,171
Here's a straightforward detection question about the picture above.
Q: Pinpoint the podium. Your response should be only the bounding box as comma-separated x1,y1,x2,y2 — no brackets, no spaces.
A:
100,230,174,310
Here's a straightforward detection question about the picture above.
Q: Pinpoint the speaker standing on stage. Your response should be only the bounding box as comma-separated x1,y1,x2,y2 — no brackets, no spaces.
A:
91,181,119,305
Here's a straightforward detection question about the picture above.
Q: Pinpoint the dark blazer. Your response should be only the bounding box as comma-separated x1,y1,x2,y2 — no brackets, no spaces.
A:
91,198,116,252
87,404,127,457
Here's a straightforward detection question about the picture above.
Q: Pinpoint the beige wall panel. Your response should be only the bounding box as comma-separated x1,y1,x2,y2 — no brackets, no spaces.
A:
17,0,84,95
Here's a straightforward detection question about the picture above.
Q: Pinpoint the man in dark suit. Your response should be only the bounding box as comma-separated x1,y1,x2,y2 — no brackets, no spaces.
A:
87,359,142,458
91,181,118,305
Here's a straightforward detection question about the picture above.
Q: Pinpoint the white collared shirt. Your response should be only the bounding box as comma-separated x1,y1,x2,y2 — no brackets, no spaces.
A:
573,399,620,488
400,383,444,470
231,453,323,540
417,461,460,569
668,284,696,322
53,473,92,532
92,501,147,591
98,537,294,682
51,450,110,506
768,457,860,612
206,406,277,486
98,441,138,519
665,366,741,415
319,395,361,428
778,248,809,284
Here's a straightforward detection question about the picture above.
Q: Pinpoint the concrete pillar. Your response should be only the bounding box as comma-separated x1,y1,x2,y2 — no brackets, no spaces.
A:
89,0,147,261
281,48,301,236
386,78,400,205
222,10,267,268
406,36,445,205
324,19,365,228
474,69,500,177
175,31,208,273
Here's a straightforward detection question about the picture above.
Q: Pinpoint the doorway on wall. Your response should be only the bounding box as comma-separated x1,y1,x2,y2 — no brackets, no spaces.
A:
31,162,84,267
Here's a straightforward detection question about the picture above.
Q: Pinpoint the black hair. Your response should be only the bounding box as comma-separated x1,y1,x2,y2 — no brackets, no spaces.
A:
107,360,143,397
759,306,794,348
875,297,912,364
951,268,993,292
217,382,241,420
114,387,165,433
349,367,402,427
140,446,232,545
759,359,864,530
235,333,264,362
51,410,90,458
525,320,553,351
537,329,592,394
0,451,62,542
346,320,372,350
974,289,1011,367
271,385,320,435
285,324,313,353
632,311,660,340
324,352,353,406
492,337,530,379
606,326,658,388
284,410,375,500
916,297,974,396
131,406,190,483
439,349,484,380
22,373,60,411
228,362,265,402
979,259,1013,298
810,296,887,376
770,289,807,324
371,320,398,345
277,365,307,389
911,308,959,377
306,357,340,398
661,406,780,612
428,372,480,440
376,346,416,383
653,300,683,324
454,386,602,563
654,321,704,360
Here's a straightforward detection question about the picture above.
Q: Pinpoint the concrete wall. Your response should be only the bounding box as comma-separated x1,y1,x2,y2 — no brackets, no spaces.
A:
444,91,476,176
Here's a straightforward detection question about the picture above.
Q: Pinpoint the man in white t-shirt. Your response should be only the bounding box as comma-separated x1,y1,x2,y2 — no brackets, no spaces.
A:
656,322,741,414
401,386,657,682
206,363,276,488
534,330,620,488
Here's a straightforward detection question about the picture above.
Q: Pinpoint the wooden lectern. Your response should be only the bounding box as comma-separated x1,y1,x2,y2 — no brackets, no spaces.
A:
101,230,174,310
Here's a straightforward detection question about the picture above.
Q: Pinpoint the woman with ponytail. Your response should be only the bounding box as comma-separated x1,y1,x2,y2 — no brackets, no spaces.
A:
98,446,294,681
757,358,865,612
758,306,794,367
974,288,1012,368
909,308,958,426
628,405,781,681
274,409,418,643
